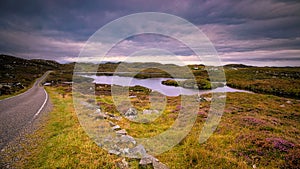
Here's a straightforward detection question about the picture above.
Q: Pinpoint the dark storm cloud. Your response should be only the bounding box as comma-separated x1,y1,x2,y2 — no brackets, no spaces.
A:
0,0,299,66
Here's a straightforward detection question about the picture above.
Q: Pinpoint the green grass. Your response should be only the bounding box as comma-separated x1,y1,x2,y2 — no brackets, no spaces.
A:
94,86,300,168
226,67,300,98
9,85,300,169
13,87,120,168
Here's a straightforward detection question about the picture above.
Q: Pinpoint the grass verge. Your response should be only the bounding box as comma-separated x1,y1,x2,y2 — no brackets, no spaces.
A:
14,87,120,168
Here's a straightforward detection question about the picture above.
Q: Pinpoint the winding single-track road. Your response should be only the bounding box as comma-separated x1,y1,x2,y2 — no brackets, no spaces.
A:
0,71,51,150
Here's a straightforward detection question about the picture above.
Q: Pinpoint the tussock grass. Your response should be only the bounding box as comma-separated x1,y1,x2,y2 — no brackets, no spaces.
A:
12,86,300,169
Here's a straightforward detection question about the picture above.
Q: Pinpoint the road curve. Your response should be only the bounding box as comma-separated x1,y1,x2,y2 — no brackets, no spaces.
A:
0,71,51,150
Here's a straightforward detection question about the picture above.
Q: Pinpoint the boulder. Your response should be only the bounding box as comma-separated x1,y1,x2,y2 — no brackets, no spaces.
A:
120,135,136,145
129,144,147,158
139,154,158,165
125,107,138,118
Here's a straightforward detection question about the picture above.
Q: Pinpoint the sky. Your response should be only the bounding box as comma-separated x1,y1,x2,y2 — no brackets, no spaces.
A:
0,0,300,66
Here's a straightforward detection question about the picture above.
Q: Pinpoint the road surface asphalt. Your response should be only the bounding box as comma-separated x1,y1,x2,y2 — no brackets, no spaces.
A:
0,71,51,150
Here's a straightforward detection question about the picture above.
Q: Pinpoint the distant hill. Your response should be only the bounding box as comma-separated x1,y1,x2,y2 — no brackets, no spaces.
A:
0,54,61,95
224,64,253,68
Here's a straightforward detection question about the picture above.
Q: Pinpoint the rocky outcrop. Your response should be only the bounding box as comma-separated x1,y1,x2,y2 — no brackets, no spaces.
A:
89,107,169,168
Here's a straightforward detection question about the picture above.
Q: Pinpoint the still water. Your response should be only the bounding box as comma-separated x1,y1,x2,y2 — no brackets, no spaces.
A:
84,75,249,97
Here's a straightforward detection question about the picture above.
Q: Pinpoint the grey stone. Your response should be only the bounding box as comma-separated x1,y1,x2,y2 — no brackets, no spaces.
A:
112,125,121,131
129,144,147,158
204,97,212,102
120,148,130,154
116,129,127,135
92,108,108,119
139,154,158,165
109,121,116,127
125,107,138,118
153,160,169,169
110,116,122,121
120,135,136,145
143,109,159,115
108,149,120,155
95,109,101,114
196,95,207,102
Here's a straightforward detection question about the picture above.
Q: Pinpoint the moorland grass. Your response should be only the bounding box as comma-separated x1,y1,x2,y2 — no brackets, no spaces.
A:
11,86,300,168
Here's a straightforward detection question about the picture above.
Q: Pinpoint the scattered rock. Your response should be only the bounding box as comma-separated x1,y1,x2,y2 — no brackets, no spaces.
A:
116,129,127,136
218,95,226,98
95,109,101,114
112,116,122,121
280,104,285,108
286,100,292,104
139,154,159,165
125,108,138,118
153,160,170,169
120,135,136,145
129,95,137,98
196,95,212,102
108,149,120,155
129,144,147,158
204,97,212,102
143,109,159,115
112,125,121,131
123,148,130,154
109,121,116,127
196,95,206,102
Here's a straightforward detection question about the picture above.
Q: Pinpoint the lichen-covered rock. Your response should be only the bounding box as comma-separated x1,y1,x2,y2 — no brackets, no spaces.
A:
129,144,147,158
120,135,136,145
139,154,158,165
124,107,138,118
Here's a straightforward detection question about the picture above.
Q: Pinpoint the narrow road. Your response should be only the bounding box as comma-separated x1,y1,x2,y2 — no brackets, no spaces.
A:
0,71,51,150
